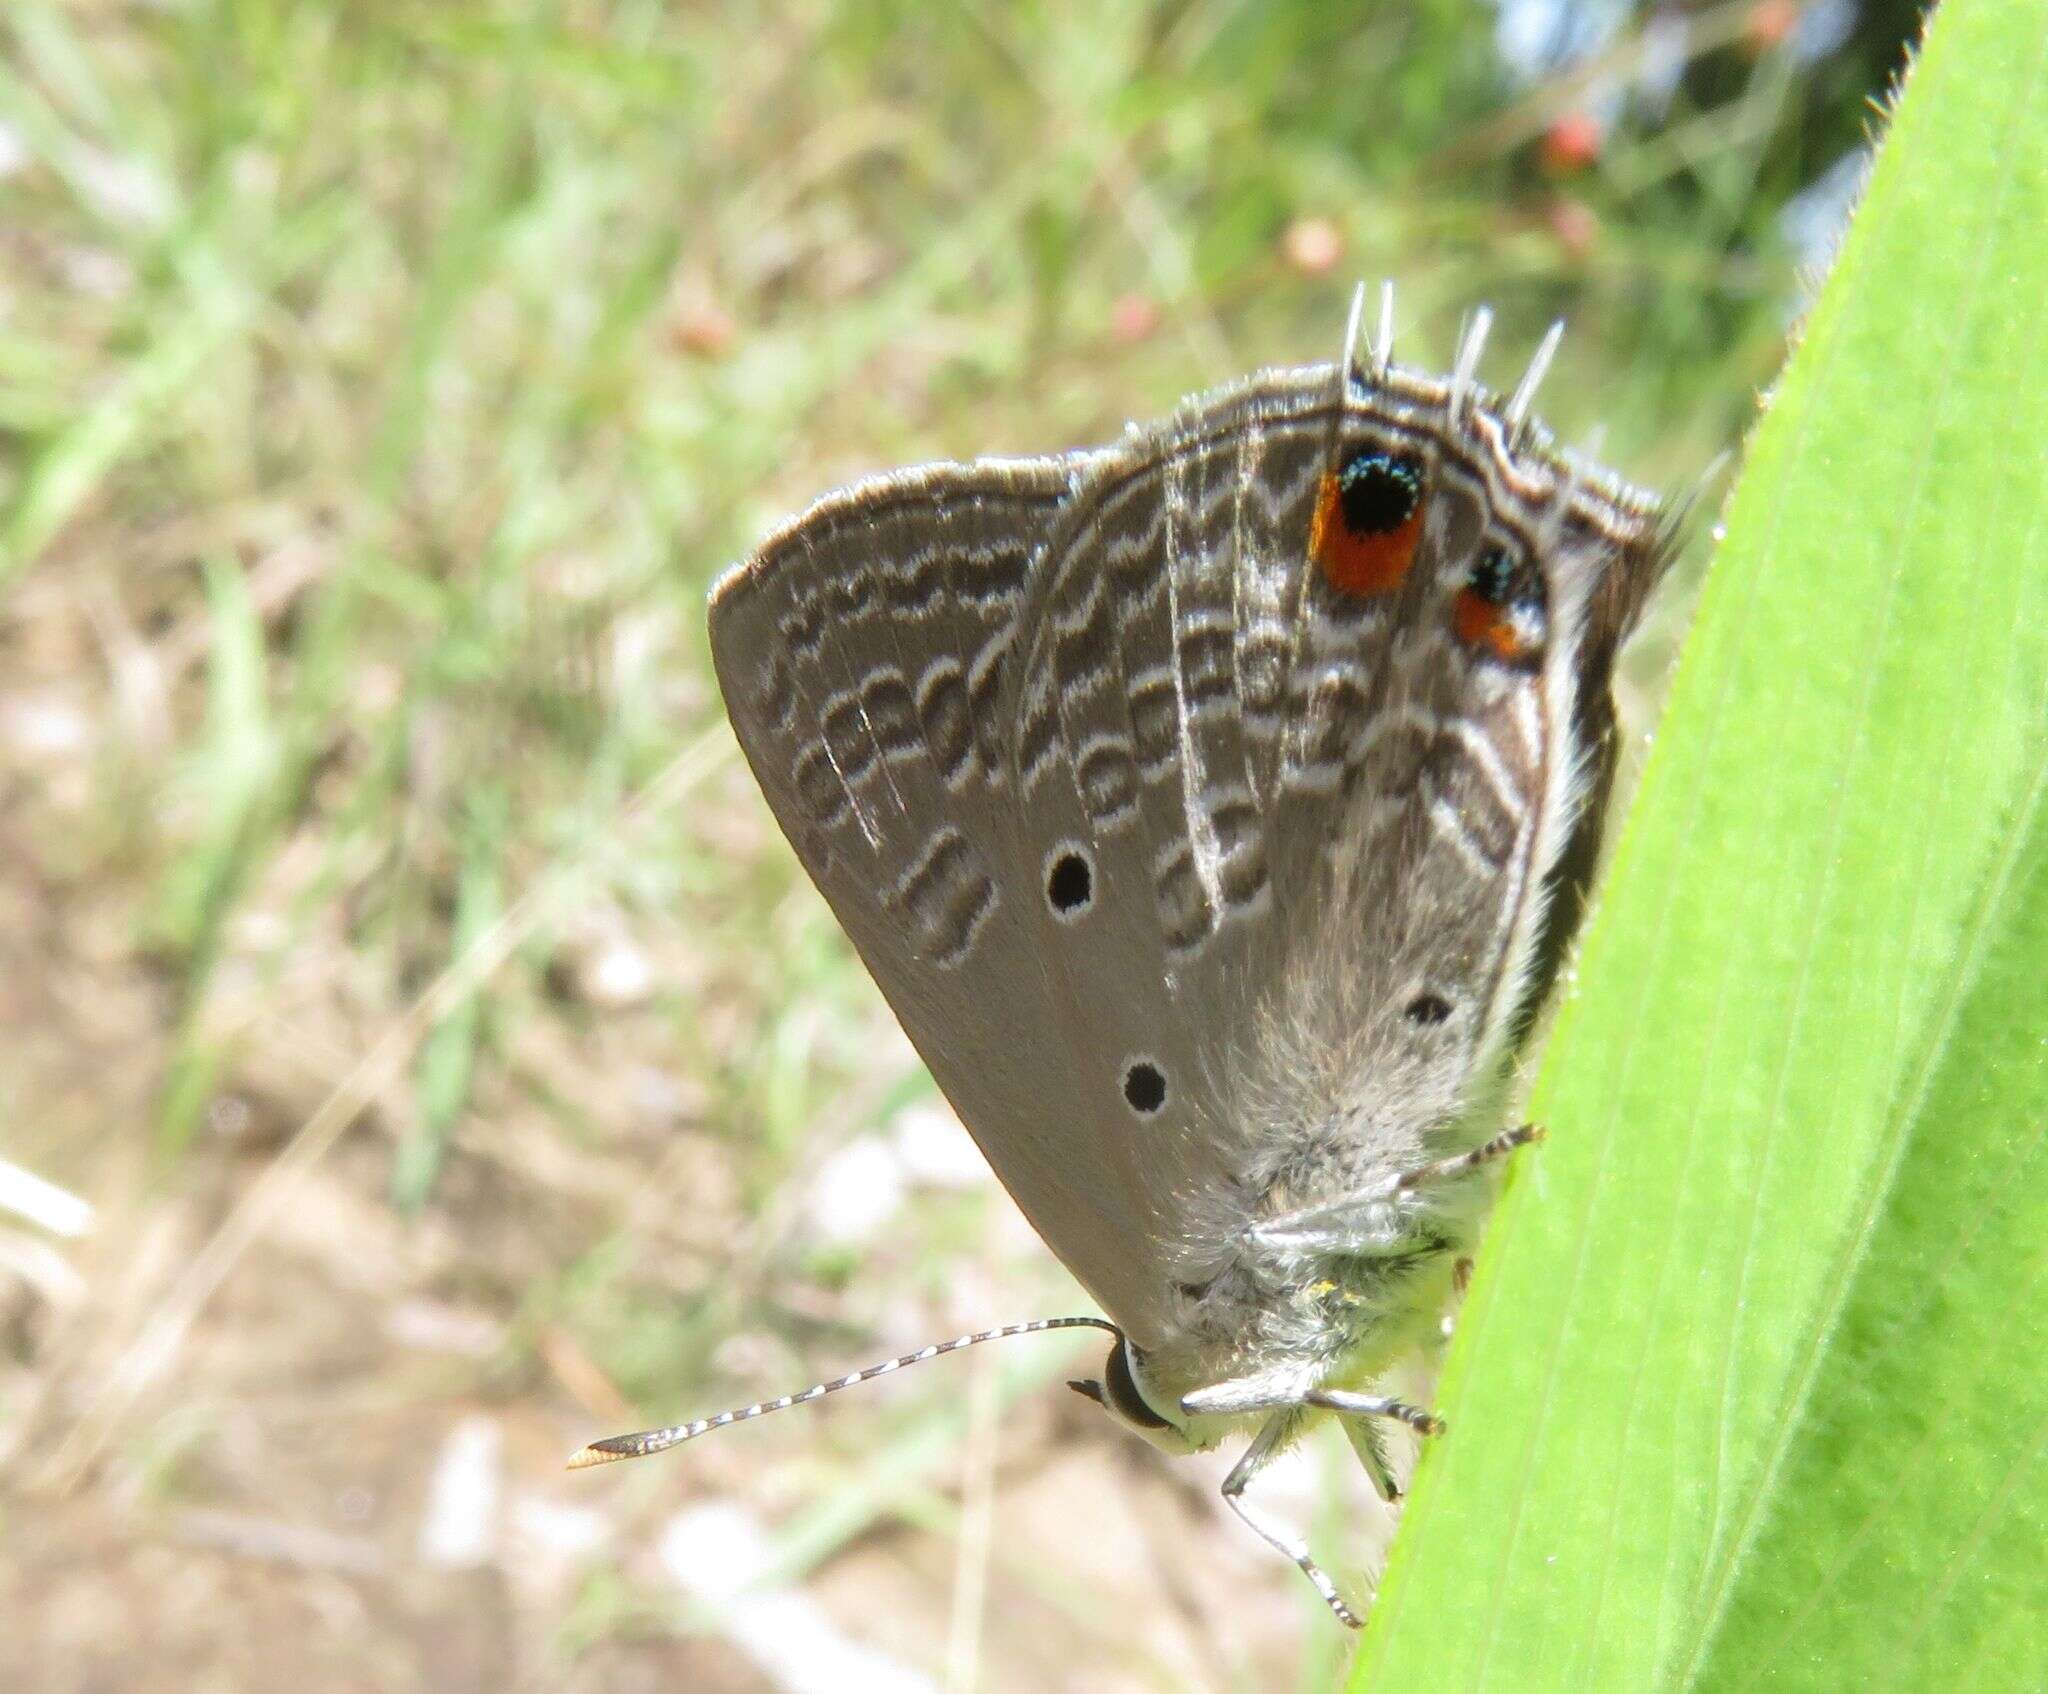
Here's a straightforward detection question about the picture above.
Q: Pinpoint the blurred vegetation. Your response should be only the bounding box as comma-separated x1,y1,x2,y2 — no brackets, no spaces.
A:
0,1,1928,1685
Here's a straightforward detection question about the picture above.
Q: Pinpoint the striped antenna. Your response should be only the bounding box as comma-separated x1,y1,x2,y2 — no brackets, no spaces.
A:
566,1316,1121,1469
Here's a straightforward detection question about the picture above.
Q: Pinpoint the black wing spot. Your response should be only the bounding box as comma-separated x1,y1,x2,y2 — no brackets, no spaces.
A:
1046,848,1094,917
1405,992,1455,1026
1336,451,1424,536
1123,1060,1167,1115
1468,545,1518,605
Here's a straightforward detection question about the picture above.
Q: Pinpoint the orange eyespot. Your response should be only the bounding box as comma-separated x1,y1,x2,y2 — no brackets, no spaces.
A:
1312,450,1425,596
1454,589,1537,662
1454,545,1547,665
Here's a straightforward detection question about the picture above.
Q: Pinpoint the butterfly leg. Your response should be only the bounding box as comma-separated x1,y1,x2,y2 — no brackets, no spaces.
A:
1184,1375,1440,1504
1390,1121,1545,1193
1221,1412,1366,1629
1252,1124,1547,1250
1184,1376,1438,1435
1308,1387,1446,1504
1340,1409,1402,1504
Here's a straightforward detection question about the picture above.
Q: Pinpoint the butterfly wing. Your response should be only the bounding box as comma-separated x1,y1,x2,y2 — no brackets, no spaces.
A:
1001,362,1669,1350
712,368,1669,1361
996,371,1367,1341
710,453,1173,1327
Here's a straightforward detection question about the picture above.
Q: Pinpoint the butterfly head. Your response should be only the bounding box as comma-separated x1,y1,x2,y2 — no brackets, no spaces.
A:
1067,1332,1212,1453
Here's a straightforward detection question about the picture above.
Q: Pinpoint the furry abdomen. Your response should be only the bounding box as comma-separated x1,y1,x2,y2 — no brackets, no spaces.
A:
1134,623,1572,1414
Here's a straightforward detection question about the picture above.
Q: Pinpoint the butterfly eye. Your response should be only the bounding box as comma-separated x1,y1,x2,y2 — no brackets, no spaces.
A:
1102,1339,1172,1429
1405,992,1455,1026
1046,847,1094,917
1123,1059,1167,1115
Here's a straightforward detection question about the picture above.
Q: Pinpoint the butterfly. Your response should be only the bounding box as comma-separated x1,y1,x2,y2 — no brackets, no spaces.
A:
573,287,1673,1626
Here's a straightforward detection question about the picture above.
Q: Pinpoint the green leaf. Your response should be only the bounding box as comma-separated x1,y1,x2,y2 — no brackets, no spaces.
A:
1353,3,2048,1688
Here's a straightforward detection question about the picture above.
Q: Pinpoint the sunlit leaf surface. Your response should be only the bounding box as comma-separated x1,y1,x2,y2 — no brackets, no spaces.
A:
1355,3,2048,1687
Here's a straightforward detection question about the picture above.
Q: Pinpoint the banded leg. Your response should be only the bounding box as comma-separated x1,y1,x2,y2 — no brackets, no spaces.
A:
1311,1386,1447,1504
1306,1386,1445,1436
1222,1413,1366,1629
1391,1122,1546,1194
1251,1122,1547,1249
1183,1373,1438,1435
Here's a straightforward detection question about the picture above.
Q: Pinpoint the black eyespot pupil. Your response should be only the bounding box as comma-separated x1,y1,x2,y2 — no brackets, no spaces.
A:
1406,993,1454,1026
1470,548,1516,604
1336,452,1422,536
1123,1062,1167,1114
1047,851,1092,914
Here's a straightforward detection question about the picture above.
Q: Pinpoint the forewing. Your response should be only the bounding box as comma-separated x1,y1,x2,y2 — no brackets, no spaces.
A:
710,454,1163,1329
